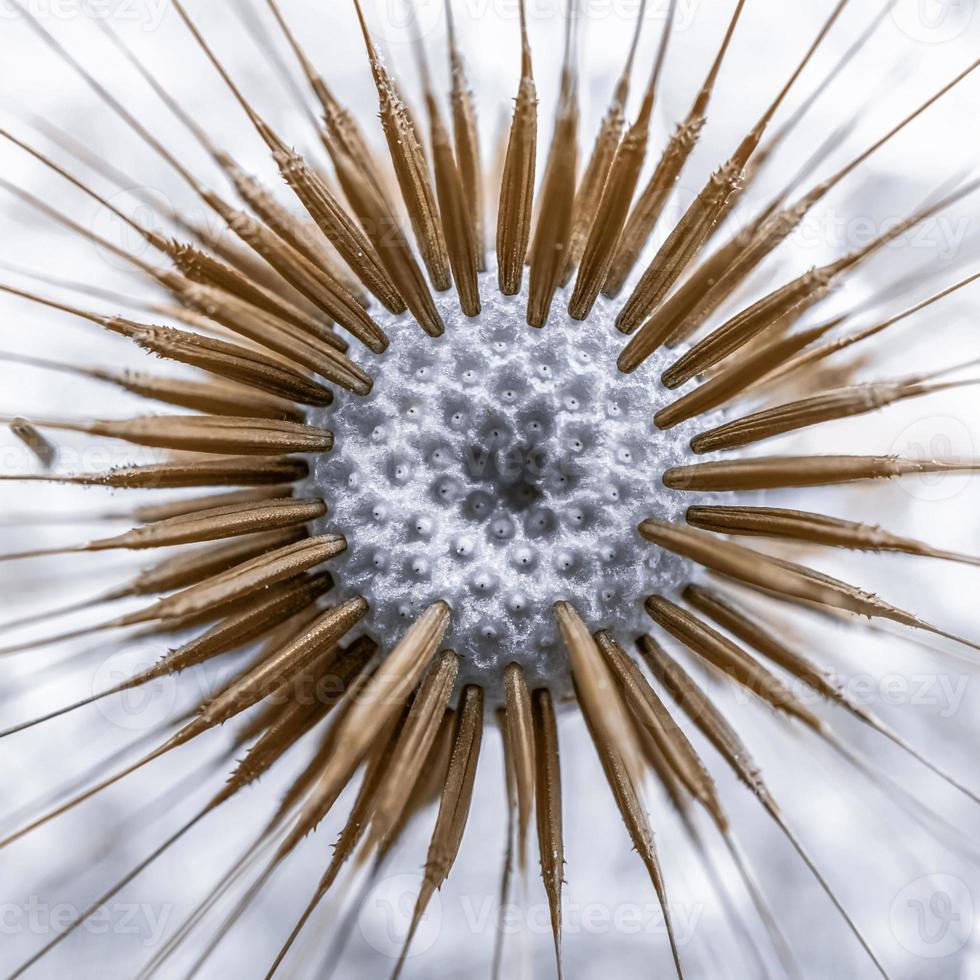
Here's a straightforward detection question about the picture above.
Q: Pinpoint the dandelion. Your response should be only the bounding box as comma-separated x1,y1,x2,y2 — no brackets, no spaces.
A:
0,1,978,977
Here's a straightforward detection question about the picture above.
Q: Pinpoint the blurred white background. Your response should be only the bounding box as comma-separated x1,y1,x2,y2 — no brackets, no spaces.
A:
0,0,979,977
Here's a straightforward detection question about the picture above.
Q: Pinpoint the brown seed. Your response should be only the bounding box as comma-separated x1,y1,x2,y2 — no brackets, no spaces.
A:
559,1,643,287
655,320,835,429
277,602,452,855
445,0,486,271
686,584,980,806
686,505,980,567
638,518,980,650
532,687,565,978
10,417,56,468
658,178,980,386
594,629,723,823
643,595,822,730
615,0,855,333
0,497,325,562
394,685,483,973
568,624,687,979
663,454,980,492
622,53,979,339
603,0,747,298
568,0,677,321
527,4,579,327
691,375,980,453
368,650,461,846
496,0,538,296
263,0,398,215
9,414,333,457
415,33,482,317
351,0,452,294
762,267,980,391
632,626,889,977
503,662,536,867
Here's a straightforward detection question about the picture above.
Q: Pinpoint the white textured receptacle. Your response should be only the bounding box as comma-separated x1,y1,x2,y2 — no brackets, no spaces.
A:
310,274,707,701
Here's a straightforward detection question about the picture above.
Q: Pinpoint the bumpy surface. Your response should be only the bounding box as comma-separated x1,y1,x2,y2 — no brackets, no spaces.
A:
310,273,708,699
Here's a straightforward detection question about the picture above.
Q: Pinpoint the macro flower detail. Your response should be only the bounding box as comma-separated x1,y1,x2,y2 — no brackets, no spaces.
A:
311,278,706,693
0,0,978,978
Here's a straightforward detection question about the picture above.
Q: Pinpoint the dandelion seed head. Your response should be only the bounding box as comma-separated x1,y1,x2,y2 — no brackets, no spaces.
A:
311,271,707,697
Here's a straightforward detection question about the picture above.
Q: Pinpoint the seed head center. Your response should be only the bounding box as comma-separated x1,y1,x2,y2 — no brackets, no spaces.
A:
311,275,706,699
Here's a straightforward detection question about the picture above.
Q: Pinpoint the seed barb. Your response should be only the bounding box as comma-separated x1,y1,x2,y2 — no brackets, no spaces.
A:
560,0,646,286
563,624,687,979
686,505,980,567
414,29,482,317
0,573,333,740
263,704,408,980
260,4,452,334
638,518,980,651
1,414,333,456
663,454,980,492
656,181,980,387
616,0,855,333
654,320,837,429
496,0,538,295
603,0,747,298
275,602,452,856
635,627,890,979
368,650,461,847
0,278,339,406
445,0,486,270
568,0,677,321
594,630,724,826
0,456,309,491
763,268,980,390
263,0,396,213
393,685,484,976
503,662,536,867
686,585,980,807
691,375,980,452
533,686,565,979
644,596,822,730
0,497,324,563
625,52,980,346
614,118,852,360
526,1,579,327
350,0,452,295
168,0,395,348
